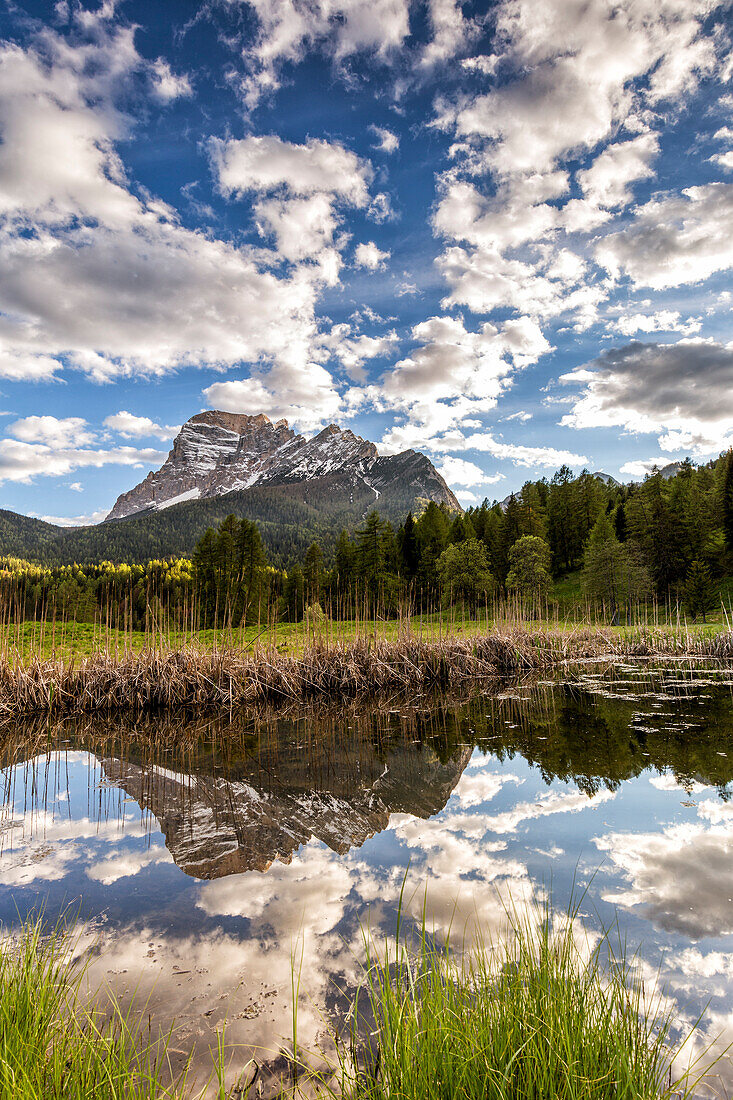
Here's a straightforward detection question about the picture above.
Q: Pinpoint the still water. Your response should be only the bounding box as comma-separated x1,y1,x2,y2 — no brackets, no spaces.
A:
2,662,733,1093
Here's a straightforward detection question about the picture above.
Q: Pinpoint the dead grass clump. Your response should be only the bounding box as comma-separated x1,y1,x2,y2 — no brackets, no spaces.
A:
0,625,730,717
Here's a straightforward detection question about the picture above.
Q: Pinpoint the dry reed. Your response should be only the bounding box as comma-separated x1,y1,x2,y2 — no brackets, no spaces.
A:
0,624,731,717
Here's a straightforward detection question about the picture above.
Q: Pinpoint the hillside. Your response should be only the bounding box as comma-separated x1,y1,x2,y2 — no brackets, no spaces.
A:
0,455,458,567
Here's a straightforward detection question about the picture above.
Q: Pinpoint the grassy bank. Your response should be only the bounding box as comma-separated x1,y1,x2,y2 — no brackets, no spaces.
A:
0,622,732,717
1,904,713,1099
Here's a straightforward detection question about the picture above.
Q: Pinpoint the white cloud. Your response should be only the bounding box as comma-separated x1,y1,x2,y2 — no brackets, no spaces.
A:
382,421,588,467
596,183,733,289
34,509,107,526
0,438,165,485
229,0,411,107
437,456,504,487
68,481,83,492
103,411,178,441
618,457,679,477
369,125,399,154
420,0,478,67
0,26,361,429
373,313,560,461
443,0,718,179
711,151,733,171
7,415,94,448
202,362,344,433
150,58,192,102
561,340,733,455
578,133,659,210
354,241,390,269
613,310,701,336
211,134,371,205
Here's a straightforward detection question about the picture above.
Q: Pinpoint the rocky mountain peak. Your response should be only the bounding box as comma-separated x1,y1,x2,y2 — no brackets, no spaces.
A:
106,409,460,521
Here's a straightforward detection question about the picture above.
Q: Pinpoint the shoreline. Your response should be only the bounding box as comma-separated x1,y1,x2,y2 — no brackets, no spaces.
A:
1,625,732,718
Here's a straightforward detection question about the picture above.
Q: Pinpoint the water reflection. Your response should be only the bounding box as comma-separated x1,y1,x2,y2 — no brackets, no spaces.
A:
2,665,733,1093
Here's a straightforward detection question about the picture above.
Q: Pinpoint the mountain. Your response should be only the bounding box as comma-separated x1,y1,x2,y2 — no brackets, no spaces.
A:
108,411,459,520
0,412,460,566
101,738,472,878
592,471,620,487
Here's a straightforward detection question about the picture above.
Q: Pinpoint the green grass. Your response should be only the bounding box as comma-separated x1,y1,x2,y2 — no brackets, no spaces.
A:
2,600,732,665
299,895,716,1100
1,900,723,1100
0,916,232,1099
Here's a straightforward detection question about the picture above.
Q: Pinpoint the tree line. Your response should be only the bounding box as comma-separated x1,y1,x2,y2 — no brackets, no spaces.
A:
2,452,732,627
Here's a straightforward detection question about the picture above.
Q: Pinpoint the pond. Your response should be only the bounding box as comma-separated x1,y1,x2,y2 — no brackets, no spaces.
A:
2,661,733,1094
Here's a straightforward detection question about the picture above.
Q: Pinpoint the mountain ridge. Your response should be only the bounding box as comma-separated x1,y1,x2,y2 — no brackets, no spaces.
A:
108,410,460,520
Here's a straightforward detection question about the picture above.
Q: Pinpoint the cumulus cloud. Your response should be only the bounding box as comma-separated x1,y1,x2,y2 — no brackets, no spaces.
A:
150,58,192,102
596,183,733,289
560,340,733,454
211,135,371,205
8,415,94,448
0,24,363,428
103,411,178,441
427,0,732,390
354,241,390,269
420,0,479,67
577,133,659,210
372,313,568,462
211,134,379,284
437,456,504,487
613,310,701,336
368,125,399,154
0,437,165,485
228,0,411,107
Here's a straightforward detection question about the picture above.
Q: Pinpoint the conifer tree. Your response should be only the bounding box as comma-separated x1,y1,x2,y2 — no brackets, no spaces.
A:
683,560,717,623
397,512,419,578
722,450,733,554
582,512,649,624
303,542,324,606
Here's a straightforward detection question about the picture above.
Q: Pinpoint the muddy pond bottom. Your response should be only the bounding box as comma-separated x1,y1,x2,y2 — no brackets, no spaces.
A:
2,662,733,1094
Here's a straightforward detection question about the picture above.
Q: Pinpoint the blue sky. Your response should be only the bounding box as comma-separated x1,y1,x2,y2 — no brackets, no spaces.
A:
0,0,731,522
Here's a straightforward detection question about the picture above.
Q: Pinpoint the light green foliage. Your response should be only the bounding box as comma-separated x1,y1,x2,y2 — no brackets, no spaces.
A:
436,538,493,608
506,535,553,599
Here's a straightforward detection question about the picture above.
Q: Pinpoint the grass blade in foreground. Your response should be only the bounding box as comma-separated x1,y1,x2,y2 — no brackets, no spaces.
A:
325,898,718,1100
0,915,193,1099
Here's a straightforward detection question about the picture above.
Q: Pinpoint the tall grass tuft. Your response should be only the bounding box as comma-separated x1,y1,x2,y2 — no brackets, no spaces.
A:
323,897,713,1100
0,914,193,1099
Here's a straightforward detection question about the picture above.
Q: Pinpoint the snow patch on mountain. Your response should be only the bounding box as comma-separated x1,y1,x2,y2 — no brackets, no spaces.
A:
107,411,459,520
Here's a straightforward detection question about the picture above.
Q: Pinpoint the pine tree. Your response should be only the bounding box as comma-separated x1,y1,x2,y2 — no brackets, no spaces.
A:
582,513,649,624
303,542,324,606
398,512,419,578
722,450,733,554
683,560,716,623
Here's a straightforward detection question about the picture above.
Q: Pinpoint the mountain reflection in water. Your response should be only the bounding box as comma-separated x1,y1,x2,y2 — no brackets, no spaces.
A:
2,663,733,1094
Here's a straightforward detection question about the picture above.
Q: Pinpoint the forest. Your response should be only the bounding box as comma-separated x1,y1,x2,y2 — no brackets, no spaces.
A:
1,451,731,628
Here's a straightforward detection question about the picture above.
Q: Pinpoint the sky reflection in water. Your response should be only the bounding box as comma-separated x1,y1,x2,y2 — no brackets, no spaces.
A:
1,664,733,1093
